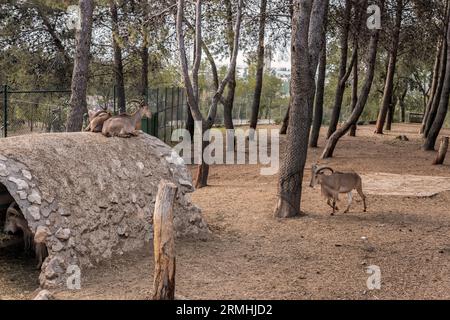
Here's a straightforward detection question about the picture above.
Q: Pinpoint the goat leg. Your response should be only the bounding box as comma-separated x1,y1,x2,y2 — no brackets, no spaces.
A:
344,192,353,213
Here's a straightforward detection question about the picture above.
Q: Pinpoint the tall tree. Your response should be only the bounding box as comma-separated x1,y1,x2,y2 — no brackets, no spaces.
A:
420,40,442,134
249,0,268,137
222,0,238,131
423,1,449,137
309,38,327,147
110,0,126,113
321,0,384,159
66,0,95,132
424,4,450,151
326,0,355,138
374,0,403,134
274,0,328,218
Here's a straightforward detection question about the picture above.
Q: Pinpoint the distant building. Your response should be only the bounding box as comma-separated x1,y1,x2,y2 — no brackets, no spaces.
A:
272,67,291,80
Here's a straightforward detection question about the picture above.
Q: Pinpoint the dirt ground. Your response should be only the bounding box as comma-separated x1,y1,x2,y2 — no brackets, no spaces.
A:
1,123,450,300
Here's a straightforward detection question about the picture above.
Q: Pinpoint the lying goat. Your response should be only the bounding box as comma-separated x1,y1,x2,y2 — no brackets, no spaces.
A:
84,110,112,132
309,164,367,215
102,103,152,138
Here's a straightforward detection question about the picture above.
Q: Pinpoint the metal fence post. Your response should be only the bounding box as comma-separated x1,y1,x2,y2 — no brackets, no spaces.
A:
164,88,168,143
3,85,7,138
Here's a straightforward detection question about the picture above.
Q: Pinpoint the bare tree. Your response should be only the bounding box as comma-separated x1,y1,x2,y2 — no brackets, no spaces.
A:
274,0,328,218
176,0,243,188
66,0,95,132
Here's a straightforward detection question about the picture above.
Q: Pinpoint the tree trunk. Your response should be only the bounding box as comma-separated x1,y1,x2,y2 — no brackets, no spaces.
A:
249,0,268,134
223,78,236,130
424,39,450,149
66,0,95,132
152,180,177,300
141,46,149,98
421,41,442,133
321,14,381,159
327,0,352,138
309,46,326,148
274,0,327,218
186,105,195,137
399,87,407,122
433,136,449,165
349,45,358,137
424,2,450,137
141,2,150,98
222,0,237,131
385,95,397,131
110,0,126,113
374,0,402,134
280,99,290,134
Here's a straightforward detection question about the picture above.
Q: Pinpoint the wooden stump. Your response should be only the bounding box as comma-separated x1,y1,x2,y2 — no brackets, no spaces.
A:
433,136,449,165
152,180,177,300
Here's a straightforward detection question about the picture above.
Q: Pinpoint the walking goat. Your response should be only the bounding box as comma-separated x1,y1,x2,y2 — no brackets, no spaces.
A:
309,164,367,215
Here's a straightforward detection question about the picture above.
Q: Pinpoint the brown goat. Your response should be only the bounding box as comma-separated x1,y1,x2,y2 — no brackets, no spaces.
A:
84,110,112,132
102,104,152,138
309,164,367,215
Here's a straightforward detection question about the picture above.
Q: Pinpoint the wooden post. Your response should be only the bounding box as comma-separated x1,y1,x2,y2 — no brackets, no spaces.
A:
152,180,177,300
433,136,449,165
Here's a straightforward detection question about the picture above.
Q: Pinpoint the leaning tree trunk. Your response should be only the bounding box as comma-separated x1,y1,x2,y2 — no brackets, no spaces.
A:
310,46,327,147
110,0,126,113
327,0,352,138
249,0,268,135
321,17,381,159
424,20,450,151
433,136,449,165
421,41,442,133
425,39,448,137
274,0,327,218
424,3,450,137
66,0,95,132
374,0,402,134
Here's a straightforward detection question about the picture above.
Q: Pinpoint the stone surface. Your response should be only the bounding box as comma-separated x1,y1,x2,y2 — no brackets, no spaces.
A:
55,228,71,240
8,176,28,190
18,191,28,200
28,189,42,204
0,163,8,176
0,132,209,289
28,206,41,220
22,169,32,180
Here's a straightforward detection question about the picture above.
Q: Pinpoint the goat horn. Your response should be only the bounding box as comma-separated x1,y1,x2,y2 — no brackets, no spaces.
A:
128,99,147,107
316,166,334,174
